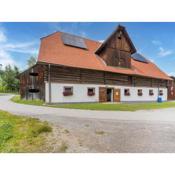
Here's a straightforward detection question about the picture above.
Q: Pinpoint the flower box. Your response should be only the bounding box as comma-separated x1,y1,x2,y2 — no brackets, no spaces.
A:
138,93,143,96
149,92,154,96
88,92,95,96
63,91,73,96
159,92,163,96
125,92,130,96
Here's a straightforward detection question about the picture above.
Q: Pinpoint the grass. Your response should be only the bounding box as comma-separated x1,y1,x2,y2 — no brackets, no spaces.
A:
0,92,19,95
11,95,175,111
0,110,52,153
95,130,105,135
11,95,44,106
59,142,68,153
64,129,70,134
85,124,90,127
51,101,175,111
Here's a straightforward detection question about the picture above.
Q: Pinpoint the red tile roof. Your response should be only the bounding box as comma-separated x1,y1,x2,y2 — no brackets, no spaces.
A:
38,32,172,80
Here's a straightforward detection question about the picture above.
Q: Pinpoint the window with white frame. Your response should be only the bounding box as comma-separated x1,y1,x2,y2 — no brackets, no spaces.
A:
149,89,154,96
159,90,163,96
124,89,130,96
63,86,73,96
87,88,95,96
138,89,143,96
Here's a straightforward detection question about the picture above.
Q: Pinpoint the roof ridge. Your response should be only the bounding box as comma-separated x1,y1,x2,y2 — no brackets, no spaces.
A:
41,31,102,44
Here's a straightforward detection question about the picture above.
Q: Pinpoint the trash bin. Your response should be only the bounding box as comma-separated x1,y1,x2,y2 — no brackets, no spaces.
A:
157,97,162,103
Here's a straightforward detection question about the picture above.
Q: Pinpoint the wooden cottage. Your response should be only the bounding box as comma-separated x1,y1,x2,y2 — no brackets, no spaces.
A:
19,25,174,103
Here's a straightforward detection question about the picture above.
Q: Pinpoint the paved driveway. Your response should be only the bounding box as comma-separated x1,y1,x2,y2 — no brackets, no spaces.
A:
1,94,175,152
1,94,175,122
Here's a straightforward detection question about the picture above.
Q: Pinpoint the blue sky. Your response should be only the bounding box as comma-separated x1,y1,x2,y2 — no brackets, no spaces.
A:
0,22,175,75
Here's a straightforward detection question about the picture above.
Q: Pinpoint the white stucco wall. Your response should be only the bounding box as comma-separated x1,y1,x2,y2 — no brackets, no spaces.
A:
45,82,167,103
120,86,167,102
45,83,100,103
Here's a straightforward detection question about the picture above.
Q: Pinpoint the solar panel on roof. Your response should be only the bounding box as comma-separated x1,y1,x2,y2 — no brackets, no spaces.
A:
61,33,87,49
132,53,148,63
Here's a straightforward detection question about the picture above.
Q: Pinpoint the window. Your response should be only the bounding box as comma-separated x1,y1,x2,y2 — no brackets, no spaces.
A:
63,86,73,96
124,89,130,96
138,89,143,96
118,31,122,39
159,90,163,96
87,88,95,96
29,72,38,76
149,89,154,96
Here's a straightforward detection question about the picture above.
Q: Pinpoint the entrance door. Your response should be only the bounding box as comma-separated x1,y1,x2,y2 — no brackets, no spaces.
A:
113,88,120,102
107,88,113,102
99,87,107,102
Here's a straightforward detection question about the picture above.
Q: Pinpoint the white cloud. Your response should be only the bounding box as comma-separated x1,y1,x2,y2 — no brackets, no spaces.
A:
158,47,173,57
168,72,175,77
152,40,173,58
0,27,38,69
0,49,16,69
2,42,38,54
149,58,154,63
152,40,162,45
98,40,104,43
0,30,6,42
79,31,87,38
50,23,88,38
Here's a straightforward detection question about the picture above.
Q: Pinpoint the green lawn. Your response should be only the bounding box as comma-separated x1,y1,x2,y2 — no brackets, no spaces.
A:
51,102,175,111
11,95,175,111
11,95,44,106
0,110,52,153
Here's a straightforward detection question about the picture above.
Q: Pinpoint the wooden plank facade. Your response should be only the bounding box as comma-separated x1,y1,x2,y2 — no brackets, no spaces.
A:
19,64,45,100
96,25,136,69
19,63,170,101
44,64,169,88
168,77,175,100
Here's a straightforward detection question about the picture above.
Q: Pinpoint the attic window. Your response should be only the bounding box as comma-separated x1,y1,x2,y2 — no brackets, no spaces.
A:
29,72,38,76
118,31,122,39
28,89,40,93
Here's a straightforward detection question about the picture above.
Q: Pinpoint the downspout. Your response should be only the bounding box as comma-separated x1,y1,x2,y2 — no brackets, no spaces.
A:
48,64,51,103
157,81,160,102
31,68,34,100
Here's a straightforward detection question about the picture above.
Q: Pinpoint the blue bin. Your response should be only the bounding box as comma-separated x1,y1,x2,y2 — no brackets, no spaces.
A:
157,97,162,103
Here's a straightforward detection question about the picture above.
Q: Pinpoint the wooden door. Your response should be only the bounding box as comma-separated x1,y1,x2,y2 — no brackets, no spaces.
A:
99,87,107,102
168,86,175,100
113,88,120,102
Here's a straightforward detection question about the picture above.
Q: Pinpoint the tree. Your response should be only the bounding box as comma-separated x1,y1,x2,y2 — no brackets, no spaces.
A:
0,64,3,75
1,65,20,92
0,64,3,88
27,56,37,68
